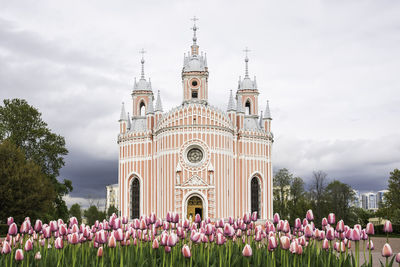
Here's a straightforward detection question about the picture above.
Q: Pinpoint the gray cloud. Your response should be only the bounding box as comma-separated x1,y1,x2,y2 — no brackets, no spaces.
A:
0,0,399,200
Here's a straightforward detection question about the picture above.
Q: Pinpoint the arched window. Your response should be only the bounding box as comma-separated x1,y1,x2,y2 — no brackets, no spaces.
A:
245,100,251,115
139,102,146,116
251,177,260,219
130,178,140,219
192,90,198,99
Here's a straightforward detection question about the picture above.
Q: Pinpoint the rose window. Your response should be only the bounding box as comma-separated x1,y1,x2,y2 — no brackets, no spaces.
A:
187,148,203,163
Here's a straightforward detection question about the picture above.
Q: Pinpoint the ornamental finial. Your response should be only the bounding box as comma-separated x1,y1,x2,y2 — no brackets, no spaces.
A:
191,16,199,43
243,47,251,78
139,48,146,79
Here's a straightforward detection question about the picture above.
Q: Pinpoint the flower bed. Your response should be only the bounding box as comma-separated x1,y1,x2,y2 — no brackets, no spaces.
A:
1,210,399,266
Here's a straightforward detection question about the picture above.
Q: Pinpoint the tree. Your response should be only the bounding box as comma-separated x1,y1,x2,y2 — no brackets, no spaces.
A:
288,177,311,223
69,203,82,224
309,170,328,225
0,140,56,223
107,205,119,217
84,206,106,226
273,168,293,219
381,169,400,223
325,180,355,224
0,99,72,221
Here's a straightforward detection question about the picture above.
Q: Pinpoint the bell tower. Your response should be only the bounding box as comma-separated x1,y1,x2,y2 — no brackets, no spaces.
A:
182,17,209,105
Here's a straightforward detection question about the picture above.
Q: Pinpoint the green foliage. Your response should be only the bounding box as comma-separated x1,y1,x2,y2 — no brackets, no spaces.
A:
325,180,355,224
380,169,400,224
309,170,328,226
0,224,8,236
353,207,374,226
273,168,293,218
107,205,119,217
69,203,82,224
287,177,311,224
0,98,72,221
84,205,106,226
0,140,56,224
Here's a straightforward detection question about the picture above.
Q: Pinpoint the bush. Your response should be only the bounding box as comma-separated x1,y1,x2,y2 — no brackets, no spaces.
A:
0,224,8,236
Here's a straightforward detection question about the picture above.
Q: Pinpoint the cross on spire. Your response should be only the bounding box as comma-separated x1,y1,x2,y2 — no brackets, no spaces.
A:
243,47,251,77
139,48,146,79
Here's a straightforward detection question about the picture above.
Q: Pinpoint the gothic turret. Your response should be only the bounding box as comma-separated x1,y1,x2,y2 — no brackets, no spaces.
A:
119,102,128,134
182,17,209,104
263,100,272,132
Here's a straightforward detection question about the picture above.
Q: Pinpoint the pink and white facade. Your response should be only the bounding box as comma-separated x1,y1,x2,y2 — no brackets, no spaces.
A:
118,22,274,220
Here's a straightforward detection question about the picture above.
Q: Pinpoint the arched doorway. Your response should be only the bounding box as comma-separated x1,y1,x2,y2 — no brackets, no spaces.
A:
251,177,260,219
186,195,203,221
130,178,140,219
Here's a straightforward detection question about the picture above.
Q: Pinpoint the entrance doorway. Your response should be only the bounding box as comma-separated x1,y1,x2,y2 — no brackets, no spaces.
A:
187,195,203,221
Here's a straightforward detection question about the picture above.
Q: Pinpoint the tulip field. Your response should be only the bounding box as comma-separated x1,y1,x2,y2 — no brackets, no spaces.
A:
1,210,400,267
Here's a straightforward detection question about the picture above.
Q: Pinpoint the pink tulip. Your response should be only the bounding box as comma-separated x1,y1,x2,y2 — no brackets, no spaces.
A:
95,246,103,257
268,236,277,251
290,241,297,254
242,244,252,257
322,238,329,250
350,228,360,241
365,223,374,235
190,231,201,242
8,223,17,236
367,240,374,250
34,220,42,232
294,218,301,229
108,235,117,248
296,244,303,255
306,210,314,221
321,218,328,227
216,233,225,245
2,241,11,254
15,249,24,261
70,232,79,244
194,214,201,224
182,244,191,258
20,220,30,234
69,217,78,226
167,233,178,247
55,237,64,249
164,246,171,253
114,229,124,241
382,243,393,258
395,253,400,263
7,217,14,226
152,238,159,249
336,220,345,233
383,221,393,233
282,220,290,233
251,211,258,221
304,224,313,238
280,236,290,250
24,239,33,251
339,241,346,253
328,213,335,225
35,252,41,260
273,213,280,224
50,220,58,232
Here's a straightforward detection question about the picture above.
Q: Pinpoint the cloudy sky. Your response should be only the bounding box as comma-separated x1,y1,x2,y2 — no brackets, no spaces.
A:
1,0,399,207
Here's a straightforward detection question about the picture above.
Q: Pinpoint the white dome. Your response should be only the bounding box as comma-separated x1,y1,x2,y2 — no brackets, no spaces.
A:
183,57,206,72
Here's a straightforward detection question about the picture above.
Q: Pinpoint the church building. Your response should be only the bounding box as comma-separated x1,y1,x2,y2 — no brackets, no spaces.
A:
118,19,274,220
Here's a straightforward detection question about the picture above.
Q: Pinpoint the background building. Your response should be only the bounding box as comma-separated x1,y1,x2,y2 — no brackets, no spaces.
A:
117,20,273,220
106,184,119,212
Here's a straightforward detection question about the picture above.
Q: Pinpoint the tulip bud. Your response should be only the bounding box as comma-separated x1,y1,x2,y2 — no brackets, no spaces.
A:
182,244,191,258
97,246,103,257
108,235,116,248
24,239,33,251
268,236,277,251
306,210,314,221
251,212,258,222
304,224,313,238
294,218,301,229
328,213,335,225
367,240,374,250
8,223,18,236
336,220,345,233
280,236,290,250
273,213,280,224
7,217,14,226
194,214,201,224
35,252,41,260
382,243,393,258
321,218,328,227
396,252,400,263
242,244,252,257
55,237,64,249
322,238,329,250
383,221,393,233
2,241,11,254
15,249,24,261
164,246,171,253
365,223,374,235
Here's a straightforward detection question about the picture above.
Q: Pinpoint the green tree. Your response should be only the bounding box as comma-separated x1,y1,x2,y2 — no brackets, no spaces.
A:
381,169,400,224
69,203,82,224
107,205,119,217
309,170,328,225
288,177,311,223
0,140,56,223
325,180,355,224
84,206,106,226
273,168,293,219
0,99,72,221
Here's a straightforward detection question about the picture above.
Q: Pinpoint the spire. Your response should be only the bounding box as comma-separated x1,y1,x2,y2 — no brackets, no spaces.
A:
237,95,244,113
139,48,146,80
227,90,236,111
259,111,263,128
119,102,128,121
243,47,251,78
155,90,163,112
127,112,131,130
147,96,154,114
263,100,272,119
190,16,199,56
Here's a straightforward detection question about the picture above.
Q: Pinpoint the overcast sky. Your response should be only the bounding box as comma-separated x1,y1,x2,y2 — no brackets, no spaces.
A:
1,0,399,207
